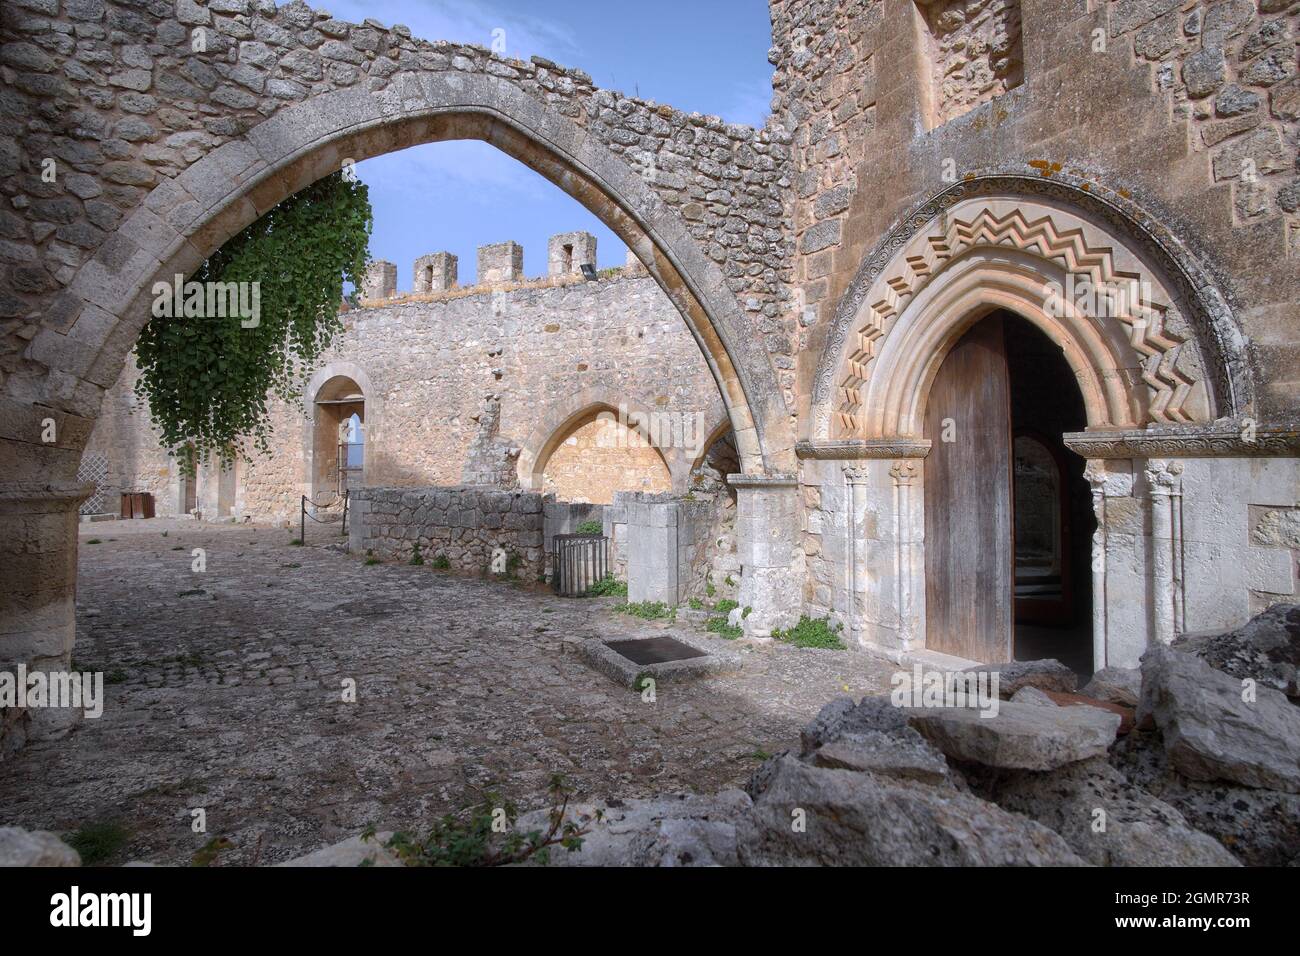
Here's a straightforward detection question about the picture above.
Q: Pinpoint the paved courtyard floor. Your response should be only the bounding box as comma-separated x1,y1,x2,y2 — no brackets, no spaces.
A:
0,518,899,865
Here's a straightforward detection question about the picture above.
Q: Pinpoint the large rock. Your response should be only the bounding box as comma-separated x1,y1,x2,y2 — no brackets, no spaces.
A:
1081,666,1142,707
1138,644,1300,793
962,659,1078,698
973,757,1239,867
799,695,910,754
810,730,950,785
278,832,403,867
737,756,1086,866
1111,729,1300,867
513,791,750,867
1172,603,1299,698
908,700,1121,771
0,827,81,867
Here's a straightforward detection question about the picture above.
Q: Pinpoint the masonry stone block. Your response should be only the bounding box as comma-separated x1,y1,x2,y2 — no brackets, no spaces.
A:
413,252,457,293
547,231,597,277
477,241,523,284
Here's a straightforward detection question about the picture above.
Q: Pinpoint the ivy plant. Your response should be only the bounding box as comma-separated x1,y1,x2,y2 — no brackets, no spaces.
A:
134,171,372,467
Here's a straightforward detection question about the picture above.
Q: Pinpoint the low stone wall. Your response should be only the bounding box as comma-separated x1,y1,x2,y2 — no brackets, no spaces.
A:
349,486,545,580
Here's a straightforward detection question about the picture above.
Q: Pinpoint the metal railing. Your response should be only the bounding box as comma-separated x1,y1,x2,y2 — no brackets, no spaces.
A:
552,533,609,597
300,490,349,543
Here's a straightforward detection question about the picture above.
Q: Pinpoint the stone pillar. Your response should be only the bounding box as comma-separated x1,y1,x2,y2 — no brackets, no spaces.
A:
888,459,923,652
1145,458,1186,647
729,474,802,641
842,465,870,646
547,231,596,277
477,241,523,284
361,260,396,300
413,252,457,293
0,477,87,757
625,496,680,605
1083,458,1137,669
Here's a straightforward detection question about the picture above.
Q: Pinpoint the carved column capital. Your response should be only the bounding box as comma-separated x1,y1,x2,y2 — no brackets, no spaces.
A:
1145,458,1185,495
889,459,919,486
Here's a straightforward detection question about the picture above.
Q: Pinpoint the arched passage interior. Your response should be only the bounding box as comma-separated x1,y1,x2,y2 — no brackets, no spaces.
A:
921,309,1094,675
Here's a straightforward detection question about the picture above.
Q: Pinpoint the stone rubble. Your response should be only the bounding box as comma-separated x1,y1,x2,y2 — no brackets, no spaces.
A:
1080,666,1143,707
1137,643,1300,793
0,827,81,867
961,658,1079,698
1171,602,1299,699
908,701,1121,771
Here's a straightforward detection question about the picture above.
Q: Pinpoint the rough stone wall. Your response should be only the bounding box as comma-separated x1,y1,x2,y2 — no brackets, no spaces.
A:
770,0,1300,422
349,485,545,579
0,0,800,416
770,0,1299,624
84,268,727,522
917,0,1025,126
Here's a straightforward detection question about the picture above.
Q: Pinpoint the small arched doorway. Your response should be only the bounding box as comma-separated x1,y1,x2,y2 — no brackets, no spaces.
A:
922,309,1093,672
312,375,366,502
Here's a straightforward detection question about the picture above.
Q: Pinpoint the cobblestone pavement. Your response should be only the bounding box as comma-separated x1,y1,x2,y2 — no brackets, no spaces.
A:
0,519,898,865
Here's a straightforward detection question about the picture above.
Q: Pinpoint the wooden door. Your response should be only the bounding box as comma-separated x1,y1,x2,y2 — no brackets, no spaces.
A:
923,315,1014,661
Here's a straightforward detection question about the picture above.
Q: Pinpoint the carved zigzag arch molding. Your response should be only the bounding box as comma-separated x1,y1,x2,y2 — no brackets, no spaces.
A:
812,176,1252,442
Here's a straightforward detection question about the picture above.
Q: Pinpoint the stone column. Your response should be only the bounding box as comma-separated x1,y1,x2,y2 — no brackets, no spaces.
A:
842,465,870,645
0,476,88,757
889,459,923,652
729,474,802,641
1083,458,1137,670
1145,458,1186,646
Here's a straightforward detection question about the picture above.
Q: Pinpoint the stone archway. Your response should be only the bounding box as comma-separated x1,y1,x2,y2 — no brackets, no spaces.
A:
806,180,1256,668
0,10,797,753
809,176,1254,441
303,361,378,504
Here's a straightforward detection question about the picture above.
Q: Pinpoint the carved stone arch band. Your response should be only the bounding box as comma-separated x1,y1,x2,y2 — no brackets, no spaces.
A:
810,175,1253,441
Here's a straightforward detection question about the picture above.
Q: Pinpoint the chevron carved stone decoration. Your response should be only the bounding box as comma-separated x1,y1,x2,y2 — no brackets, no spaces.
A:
834,202,1201,438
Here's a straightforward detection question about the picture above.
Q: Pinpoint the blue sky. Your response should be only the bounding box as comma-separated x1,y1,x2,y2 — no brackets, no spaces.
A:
327,0,775,285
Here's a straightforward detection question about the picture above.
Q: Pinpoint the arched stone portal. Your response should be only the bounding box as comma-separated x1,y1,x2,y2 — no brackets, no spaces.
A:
801,180,1272,671
0,20,797,753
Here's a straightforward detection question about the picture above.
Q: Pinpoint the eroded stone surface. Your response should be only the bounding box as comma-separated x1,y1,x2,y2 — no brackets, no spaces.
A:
1172,603,1300,698
1138,644,1300,793
1081,667,1143,707
737,756,1086,866
0,827,80,867
961,659,1079,698
969,757,1240,867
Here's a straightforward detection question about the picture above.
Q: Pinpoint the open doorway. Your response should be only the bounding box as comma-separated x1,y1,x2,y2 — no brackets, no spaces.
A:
312,375,365,502
923,309,1093,675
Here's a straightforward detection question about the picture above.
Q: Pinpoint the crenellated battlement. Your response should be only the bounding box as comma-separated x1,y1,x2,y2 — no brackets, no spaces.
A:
358,232,646,306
